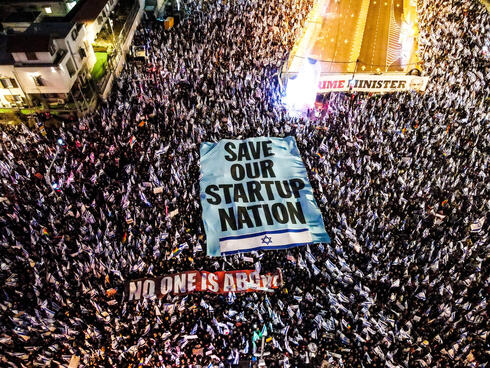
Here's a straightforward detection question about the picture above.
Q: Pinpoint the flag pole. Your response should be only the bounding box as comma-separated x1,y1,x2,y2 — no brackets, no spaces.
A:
260,336,265,358
259,336,266,367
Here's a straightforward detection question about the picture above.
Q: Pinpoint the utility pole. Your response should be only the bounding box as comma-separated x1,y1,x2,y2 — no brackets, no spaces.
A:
258,336,266,367
349,59,359,91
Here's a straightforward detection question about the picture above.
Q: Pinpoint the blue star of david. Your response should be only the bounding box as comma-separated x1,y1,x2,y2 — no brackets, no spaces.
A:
261,235,272,245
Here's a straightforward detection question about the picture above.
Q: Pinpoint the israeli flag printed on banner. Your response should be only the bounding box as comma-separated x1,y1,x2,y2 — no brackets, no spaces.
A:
220,228,312,255
200,137,330,256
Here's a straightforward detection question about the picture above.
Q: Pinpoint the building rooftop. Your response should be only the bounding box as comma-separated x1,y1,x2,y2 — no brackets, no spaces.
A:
26,21,74,37
6,33,52,53
69,0,109,23
0,35,15,65
0,0,67,3
2,11,41,23
4,20,76,54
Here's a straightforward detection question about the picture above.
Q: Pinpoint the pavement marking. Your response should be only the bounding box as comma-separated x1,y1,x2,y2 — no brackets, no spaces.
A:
348,0,371,71
386,0,402,70
331,0,351,72
370,0,382,68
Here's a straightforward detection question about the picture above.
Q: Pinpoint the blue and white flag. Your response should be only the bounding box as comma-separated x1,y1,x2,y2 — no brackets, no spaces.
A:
470,217,485,233
200,137,330,256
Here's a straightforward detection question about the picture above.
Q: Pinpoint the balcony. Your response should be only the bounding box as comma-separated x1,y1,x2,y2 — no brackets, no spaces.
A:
14,49,68,68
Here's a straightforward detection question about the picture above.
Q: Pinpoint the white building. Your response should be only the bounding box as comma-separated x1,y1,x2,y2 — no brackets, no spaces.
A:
0,0,144,111
4,22,90,107
0,63,27,108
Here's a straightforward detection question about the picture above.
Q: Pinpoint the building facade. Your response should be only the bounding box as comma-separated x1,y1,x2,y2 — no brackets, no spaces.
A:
0,0,143,114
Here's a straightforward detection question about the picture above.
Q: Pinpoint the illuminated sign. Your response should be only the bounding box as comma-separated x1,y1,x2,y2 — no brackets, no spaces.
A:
316,74,429,92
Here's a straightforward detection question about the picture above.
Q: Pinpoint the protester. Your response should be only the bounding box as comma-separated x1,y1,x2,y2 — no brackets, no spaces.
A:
0,0,488,367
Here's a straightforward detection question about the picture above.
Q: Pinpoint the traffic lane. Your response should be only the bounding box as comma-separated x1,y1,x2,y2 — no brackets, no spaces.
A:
288,0,339,74
358,0,392,72
358,0,382,71
310,0,362,73
387,0,404,71
394,0,403,24
330,0,361,73
310,0,341,65
374,0,391,71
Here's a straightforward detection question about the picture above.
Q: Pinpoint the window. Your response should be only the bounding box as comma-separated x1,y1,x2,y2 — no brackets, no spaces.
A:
66,1,76,11
66,58,76,77
49,42,57,56
26,52,38,61
0,78,18,89
79,47,86,58
97,15,103,25
44,7,52,14
33,75,45,86
71,28,78,41
5,95,22,104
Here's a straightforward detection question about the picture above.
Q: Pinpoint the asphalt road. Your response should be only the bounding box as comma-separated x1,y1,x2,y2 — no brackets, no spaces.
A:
358,0,404,72
288,0,407,75
309,0,363,73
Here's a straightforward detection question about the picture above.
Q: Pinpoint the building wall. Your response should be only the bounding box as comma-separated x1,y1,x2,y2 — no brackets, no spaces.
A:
1,22,35,33
11,51,55,64
85,0,119,45
1,1,74,17
63,24,88,73
9,23,89,96
0,65,27,107
14,56,76,94
0,0,141,109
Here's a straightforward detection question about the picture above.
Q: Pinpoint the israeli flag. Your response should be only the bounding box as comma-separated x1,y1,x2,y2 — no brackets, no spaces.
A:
219,228,313,255
470,217,485,233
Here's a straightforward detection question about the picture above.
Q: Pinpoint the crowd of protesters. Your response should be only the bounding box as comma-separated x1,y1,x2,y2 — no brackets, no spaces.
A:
0,0,488,367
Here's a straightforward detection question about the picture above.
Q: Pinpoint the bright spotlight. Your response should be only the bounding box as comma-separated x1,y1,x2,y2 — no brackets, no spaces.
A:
284,57,320,112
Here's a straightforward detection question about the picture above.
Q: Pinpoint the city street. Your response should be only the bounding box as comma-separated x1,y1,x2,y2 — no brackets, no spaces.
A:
358,0,404,72
288,0,407,75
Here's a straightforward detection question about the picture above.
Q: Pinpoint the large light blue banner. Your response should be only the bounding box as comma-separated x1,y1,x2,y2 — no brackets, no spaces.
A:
200,137,330,256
